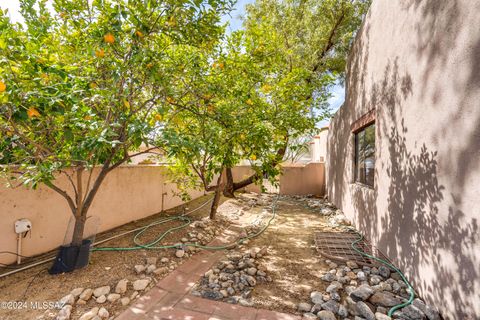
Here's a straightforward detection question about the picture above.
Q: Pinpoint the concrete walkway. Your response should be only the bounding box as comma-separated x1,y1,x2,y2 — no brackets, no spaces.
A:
116,228,301,320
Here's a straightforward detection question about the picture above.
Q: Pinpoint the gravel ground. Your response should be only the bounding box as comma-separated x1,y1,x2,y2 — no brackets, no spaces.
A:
0,195,227,320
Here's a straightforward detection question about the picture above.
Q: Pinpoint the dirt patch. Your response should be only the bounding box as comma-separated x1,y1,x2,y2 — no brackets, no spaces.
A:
207,194,342,315
0,193,351,319
0,195,230,320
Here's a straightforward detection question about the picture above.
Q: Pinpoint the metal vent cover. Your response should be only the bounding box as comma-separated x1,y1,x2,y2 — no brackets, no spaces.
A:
314,231,393,269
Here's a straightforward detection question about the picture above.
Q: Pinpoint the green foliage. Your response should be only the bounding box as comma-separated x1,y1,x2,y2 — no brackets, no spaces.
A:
160,0,370,195
0,0,232,189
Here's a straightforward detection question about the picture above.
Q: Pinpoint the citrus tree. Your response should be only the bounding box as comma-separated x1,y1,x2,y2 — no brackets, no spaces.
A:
157,33,275,218
159,0,370,218
223,0,371,194
0,0,231,246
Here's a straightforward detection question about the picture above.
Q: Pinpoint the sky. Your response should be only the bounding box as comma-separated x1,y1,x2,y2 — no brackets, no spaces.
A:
0,0,345,122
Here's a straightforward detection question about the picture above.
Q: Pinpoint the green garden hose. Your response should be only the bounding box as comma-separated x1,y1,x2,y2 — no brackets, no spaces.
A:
91,196,277,253
350,231,415,317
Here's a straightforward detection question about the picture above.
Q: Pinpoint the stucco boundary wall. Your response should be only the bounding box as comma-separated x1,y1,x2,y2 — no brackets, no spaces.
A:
0,165,205,266
231,163,325,196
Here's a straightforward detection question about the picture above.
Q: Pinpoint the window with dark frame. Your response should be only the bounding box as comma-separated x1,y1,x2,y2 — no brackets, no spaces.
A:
354,123,375,187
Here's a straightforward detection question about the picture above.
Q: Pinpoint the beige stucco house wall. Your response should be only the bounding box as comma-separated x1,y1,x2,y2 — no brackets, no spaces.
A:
326,1,480,318
310,127,329,163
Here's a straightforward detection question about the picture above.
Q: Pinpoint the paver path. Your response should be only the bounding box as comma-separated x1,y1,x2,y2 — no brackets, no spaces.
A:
115,227,301,320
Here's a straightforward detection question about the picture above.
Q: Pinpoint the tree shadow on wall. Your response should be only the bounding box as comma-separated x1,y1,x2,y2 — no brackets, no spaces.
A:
352,58,479,318
381,121,478,318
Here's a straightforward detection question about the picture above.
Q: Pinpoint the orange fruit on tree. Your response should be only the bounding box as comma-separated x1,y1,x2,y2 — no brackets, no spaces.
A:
250,155,257,161
261,84,272,93
154,114,163,121
146,63,154,69
0,81,6,92
27,107,40,118
104,33,115,44
167,16,177,27
95,49,105,58
135,30,144,38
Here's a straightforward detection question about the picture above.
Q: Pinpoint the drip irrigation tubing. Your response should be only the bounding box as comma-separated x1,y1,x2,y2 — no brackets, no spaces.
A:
0,196,214,278
91,195,278,252
0,195,277,278
350,230,415,316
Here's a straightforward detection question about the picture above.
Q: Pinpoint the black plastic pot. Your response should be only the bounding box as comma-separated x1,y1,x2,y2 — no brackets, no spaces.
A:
48,239,92,274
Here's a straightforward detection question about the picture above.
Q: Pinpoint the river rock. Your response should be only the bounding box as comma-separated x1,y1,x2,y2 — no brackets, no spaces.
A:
310,291,324,304
96,295,106,303
370,275,383,285
120,297,131,306
298,302,312,312
79,289,93,301
97,307,109,319
56,305,72,320
79,307,99,320
317,310,337,320
160,257,169,263
356,301,375,320
412,298,440,320
357,271,367,281
93,286,110,298
175,249,185,258
202,290,223,300
375,313,392,320
321,300,339,313
107,293,121,302
115,279,128,294
133,279,151,291
401,304,425,319
134,265,146,274
59,294,75,306
246,267,257,276
70,288,84,298
326,281,343,293
338,304,348,317
322,272,336,282
351,284,374,301
369,291,402,307
378,266,391,278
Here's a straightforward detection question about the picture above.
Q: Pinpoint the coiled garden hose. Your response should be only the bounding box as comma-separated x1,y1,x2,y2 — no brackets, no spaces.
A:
91,196,277,252
350,231,415,317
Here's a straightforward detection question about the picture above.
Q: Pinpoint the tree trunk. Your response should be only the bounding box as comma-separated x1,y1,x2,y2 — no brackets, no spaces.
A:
210,170,225,219
71,166,86,247
229,140,289,193
71,215,86,247
223,167,235,198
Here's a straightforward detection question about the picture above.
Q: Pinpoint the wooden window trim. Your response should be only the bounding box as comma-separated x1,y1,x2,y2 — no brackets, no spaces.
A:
351,109,375,133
